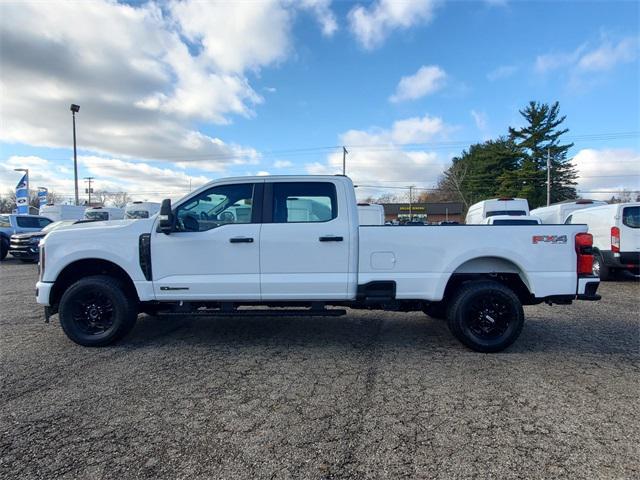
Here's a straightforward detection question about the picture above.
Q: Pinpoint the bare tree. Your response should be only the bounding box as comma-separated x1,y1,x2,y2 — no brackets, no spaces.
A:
109,192,131,209
434,161,470,208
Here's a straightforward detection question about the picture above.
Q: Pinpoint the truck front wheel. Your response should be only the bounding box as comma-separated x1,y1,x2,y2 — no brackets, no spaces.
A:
58,275,137,347
447,280,524,353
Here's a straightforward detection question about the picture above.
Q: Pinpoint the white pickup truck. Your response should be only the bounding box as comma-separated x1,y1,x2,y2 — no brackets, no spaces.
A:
36,175,600,352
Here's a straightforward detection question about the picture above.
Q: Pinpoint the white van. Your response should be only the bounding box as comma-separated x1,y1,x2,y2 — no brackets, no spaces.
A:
125,201,161,220
357,203,385,225
483,215,542,225
39,204,86,222
84,207,125,221
567,202,640,279
531,199,607,224
465,198,530,224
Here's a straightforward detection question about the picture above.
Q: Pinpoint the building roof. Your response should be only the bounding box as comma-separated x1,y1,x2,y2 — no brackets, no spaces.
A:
380,202,464,215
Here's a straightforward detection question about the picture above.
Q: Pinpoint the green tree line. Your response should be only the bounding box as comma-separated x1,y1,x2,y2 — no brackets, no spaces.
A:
436,101,579,209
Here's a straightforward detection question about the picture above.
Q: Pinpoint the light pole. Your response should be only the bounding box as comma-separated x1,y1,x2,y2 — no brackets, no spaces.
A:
70,104,80,206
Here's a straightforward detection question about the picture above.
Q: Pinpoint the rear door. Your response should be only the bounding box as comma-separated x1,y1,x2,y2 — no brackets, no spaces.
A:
260,180,351,300
620,205,640,254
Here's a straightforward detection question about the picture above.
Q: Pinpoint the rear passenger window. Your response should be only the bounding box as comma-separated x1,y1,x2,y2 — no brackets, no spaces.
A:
623,206,639,228
272,182,337,223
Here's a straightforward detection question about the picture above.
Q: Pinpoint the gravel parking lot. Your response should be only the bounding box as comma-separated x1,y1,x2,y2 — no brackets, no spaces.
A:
0,259,638,479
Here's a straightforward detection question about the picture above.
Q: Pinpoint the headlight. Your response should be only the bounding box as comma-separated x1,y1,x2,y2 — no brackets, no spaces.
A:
30,237,41,244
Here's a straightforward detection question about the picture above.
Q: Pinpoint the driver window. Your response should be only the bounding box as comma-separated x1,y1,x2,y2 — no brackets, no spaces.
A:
175,183,254,232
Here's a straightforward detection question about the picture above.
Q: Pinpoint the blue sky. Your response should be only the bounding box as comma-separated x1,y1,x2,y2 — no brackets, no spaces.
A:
1,0,638,203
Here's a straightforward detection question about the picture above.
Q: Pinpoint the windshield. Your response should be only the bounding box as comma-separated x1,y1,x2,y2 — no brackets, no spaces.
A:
85,211,109,221
126,210,150,219
622,206,640,228
492,219,540,225
0,215,9,228
486,210,527,217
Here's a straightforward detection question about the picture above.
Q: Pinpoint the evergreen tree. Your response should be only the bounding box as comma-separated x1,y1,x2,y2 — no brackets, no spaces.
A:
506,101,578,208
437,137,522,207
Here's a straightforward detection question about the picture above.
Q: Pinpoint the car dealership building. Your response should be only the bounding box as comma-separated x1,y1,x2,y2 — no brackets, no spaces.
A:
380,202,464,224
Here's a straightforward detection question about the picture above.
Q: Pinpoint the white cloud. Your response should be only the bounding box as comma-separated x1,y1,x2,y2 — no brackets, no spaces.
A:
389,65,447,103
273,160,293,168
0,155,211,203
300,0,338,37
572,148,640,200
0,0,337,173
486,64,518,81
535,36,638,75
305,115,452,192
577,37,638,72
470,110,488,132
348,0,438,50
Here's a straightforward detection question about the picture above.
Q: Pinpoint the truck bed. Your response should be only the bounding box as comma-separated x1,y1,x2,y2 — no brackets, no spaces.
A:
358,224,588,301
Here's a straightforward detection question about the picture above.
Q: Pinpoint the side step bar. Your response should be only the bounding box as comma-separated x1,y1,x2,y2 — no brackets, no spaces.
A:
160,308,347,317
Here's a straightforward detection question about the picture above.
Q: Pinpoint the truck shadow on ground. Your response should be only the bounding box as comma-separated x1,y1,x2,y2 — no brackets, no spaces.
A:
118,309,638,357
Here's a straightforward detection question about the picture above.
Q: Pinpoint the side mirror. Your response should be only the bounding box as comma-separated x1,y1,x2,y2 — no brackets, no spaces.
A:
158,199,174,234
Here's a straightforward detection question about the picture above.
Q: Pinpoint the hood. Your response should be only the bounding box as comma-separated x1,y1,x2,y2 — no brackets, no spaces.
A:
12,231,46,240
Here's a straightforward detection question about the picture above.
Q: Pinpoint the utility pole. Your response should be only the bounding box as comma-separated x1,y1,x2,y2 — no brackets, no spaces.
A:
84,177,94,206
342,146,348,176
546,147,551,206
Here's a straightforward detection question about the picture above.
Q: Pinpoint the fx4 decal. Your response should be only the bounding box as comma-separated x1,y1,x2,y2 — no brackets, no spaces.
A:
532,235,567,244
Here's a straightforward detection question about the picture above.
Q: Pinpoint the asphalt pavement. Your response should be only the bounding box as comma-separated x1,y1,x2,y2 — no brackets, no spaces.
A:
1,259,638,479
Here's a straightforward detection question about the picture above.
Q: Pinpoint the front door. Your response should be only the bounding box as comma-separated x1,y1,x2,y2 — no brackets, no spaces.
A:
152,182,262,300
259,180,351,300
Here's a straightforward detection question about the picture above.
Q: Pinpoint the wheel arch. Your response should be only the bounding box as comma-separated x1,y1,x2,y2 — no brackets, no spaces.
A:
49,258,139,311
441,256,535,305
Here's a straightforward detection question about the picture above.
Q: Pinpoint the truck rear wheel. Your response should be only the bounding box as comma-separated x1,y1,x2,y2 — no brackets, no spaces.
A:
58,275,137,347
592,254,611,281
447,280,524,353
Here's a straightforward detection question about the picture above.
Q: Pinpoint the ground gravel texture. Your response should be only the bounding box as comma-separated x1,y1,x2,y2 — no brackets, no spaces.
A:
0,259,638,479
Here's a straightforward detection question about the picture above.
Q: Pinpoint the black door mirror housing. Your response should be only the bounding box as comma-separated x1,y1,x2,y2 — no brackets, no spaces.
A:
158,199,174,234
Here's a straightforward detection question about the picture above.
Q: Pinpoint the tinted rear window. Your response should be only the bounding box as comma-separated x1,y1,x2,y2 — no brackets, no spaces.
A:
86,211,109,221
492,219,539,225
486,210,527,217
623,206,640,228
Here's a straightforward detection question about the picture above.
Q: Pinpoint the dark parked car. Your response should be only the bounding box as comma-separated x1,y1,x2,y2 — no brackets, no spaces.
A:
9,220,83,262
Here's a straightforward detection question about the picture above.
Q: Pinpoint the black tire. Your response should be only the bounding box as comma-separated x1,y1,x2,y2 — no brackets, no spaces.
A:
0,238,8,261
592,254,611,281
447,280,524,353
58,275,138,347
422,302,447,320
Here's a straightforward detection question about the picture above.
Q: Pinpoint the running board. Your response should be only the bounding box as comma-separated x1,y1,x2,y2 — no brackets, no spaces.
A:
160,308,347,317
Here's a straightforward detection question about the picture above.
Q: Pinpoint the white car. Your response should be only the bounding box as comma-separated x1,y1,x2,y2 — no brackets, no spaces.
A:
465,197,530,224
566,202,640,279
531,199,607,224
125,202,161,220
84,207,125,221
483,215,542,225
357,203,385,225
37,175,599,352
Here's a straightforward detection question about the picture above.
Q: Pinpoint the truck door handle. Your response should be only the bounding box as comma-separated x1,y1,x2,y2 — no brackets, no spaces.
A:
319,236,343,242
229,237,254,243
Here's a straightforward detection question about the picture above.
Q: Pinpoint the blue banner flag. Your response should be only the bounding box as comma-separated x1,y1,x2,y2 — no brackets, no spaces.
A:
38,188,48,208
15,173,29,214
